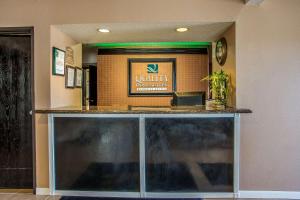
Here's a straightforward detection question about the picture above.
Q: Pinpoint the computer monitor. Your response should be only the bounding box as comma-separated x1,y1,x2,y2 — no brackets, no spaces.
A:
171,91,206,106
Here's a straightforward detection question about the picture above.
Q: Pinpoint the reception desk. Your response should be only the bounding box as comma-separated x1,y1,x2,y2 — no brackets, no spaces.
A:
36,106,251,198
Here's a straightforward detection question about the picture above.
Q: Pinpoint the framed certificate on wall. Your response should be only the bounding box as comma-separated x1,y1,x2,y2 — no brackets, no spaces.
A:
75,67,82,88
52,47,65,76
65,65,75,88
128,58,176,96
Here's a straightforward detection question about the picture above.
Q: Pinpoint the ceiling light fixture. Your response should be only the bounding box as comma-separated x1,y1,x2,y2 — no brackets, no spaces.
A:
176,27,188,32
98,28,110,33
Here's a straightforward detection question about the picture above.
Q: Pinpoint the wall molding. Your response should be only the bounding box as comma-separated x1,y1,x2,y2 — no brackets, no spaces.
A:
36,188,50,195
239,190,300,199
35,189,300,199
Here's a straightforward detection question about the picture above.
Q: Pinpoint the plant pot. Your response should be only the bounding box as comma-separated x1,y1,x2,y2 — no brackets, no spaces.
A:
205,99,226,110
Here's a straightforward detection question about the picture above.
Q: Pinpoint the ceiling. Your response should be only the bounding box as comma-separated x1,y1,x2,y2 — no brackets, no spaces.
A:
55,22,234,44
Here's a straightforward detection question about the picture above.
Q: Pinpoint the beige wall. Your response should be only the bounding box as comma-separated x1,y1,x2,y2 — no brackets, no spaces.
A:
212,24,236,107
0,0,300,192
34,114,49,188
36,27,83,187
35,28,83,188
236,1,300,190
50,26,82,107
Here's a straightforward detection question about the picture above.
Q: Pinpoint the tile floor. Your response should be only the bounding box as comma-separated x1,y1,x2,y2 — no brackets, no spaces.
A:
0,193,60,200
0,194,287,200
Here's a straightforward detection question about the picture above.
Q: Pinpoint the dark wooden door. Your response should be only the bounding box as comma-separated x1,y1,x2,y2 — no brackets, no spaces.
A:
0,31,33,188
89,65,97,106
82,65,97,106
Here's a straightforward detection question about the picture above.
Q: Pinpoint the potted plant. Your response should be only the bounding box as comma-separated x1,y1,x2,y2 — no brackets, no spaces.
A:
202,69,230,109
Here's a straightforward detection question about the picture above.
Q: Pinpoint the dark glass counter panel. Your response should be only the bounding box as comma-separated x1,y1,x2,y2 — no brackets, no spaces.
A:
53,117,140,191
145,117,234,192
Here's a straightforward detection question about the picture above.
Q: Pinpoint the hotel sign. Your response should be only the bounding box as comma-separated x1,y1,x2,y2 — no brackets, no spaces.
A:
128,58,176,96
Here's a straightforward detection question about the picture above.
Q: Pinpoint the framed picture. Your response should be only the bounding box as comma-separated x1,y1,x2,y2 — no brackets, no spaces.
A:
65,46,74,65
65,65,75,88
215,37,227,66
52,47,65,76
75,67,82,88
128,58,176,96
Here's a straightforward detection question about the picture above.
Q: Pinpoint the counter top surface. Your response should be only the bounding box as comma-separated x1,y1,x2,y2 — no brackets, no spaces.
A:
35,105,252,114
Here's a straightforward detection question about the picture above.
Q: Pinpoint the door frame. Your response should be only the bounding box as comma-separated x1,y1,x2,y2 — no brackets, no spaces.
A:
0,27,35,192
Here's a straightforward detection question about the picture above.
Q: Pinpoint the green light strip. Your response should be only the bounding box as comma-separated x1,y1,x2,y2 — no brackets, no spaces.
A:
87,41,211,49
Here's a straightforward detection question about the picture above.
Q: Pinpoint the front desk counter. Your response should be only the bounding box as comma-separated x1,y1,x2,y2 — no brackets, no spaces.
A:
36,105,251,199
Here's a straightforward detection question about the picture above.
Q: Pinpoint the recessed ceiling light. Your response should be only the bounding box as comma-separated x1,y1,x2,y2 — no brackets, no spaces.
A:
176,27,188,32
98,28,110,33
